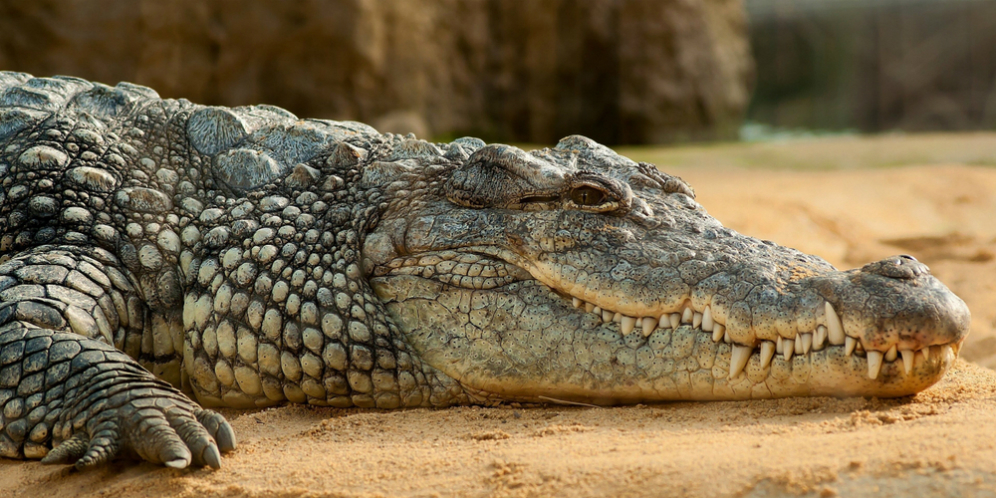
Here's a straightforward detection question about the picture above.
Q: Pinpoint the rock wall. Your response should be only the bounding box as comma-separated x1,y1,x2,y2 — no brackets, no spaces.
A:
0,0,752,144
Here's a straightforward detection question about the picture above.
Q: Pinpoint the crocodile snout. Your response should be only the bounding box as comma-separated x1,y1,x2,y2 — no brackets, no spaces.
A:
822,254,971,376
861,255,970,348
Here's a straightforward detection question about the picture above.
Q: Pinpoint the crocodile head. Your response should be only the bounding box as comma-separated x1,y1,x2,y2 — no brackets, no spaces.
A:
364,136,971,403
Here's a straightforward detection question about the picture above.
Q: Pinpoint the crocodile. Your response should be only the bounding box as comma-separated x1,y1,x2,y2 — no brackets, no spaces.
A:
0,73,970,470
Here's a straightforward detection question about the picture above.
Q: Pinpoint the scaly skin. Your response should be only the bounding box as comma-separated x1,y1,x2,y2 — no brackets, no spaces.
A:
0,73,970,469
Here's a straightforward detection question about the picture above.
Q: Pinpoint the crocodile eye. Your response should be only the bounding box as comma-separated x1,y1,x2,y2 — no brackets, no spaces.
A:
569,186,606,206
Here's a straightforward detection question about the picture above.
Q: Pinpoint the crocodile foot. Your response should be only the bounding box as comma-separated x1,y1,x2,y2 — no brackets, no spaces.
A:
40,376,236,470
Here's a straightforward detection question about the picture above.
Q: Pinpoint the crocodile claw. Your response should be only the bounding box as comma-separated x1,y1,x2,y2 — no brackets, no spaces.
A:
40,433,90,466
196,408,238,453
43,387,235,470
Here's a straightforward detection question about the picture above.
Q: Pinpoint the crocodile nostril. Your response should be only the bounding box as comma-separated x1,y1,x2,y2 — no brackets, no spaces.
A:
861,255,930,279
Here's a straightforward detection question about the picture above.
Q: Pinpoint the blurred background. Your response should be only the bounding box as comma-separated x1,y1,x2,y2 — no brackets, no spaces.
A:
0,0,751,145
2,0,994,144
746,0,996,140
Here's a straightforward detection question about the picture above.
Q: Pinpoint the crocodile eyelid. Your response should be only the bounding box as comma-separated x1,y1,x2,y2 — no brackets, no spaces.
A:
518,194,562,204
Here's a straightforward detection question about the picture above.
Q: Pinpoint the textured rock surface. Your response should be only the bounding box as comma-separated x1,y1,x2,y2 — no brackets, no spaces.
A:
0,0,752,144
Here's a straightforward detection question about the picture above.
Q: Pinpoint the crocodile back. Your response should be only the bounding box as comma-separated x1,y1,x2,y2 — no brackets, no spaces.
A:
0,73,169,254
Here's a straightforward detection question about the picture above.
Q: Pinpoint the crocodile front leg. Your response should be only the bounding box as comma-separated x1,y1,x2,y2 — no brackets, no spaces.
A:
0,246,234,468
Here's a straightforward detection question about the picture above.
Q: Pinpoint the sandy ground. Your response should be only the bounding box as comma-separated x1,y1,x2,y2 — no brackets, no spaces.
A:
3,133,996,497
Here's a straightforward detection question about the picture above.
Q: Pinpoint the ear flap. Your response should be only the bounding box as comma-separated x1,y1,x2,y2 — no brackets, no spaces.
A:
637,162,695,199
445,144,565,208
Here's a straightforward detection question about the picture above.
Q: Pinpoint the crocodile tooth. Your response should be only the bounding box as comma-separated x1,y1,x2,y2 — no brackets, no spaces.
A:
782,338,794,361
760,341,775,368
901,349,914,374
702,306,714,332
794,335,804,355
845,336,856,356
712,326,724,343
585,302,596,313
601,309,612,323
885,344,898,362
572,297,582,308
641,317,657,337
658,315,671,329
681,307,693,324
941,344,954,361
921,346,930,360
801,333,812,354
814,326,827,350
825,302,845,345
723,329,732,344
620,316,637,335
730,345,752,378
867,351,883,380
776,337,784,354
613,312,622,323
692,312,702,329
670,313,681,330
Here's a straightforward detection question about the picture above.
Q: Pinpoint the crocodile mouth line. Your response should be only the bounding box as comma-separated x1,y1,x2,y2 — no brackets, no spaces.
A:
376,248,960,382
563,294,960,381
